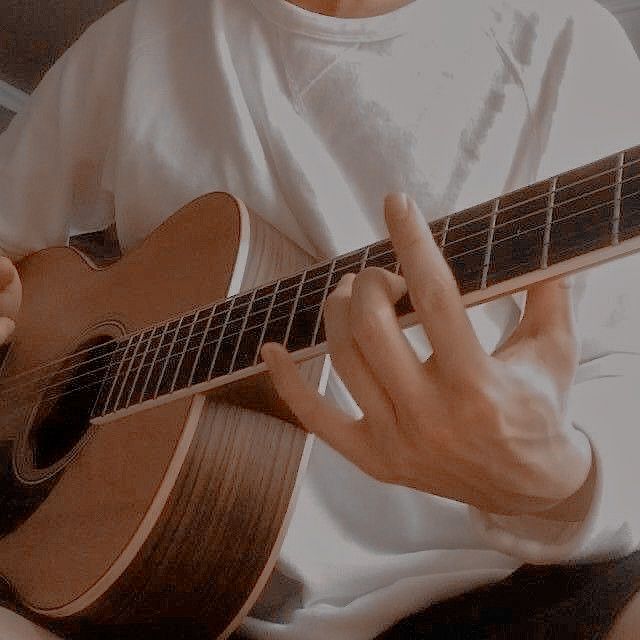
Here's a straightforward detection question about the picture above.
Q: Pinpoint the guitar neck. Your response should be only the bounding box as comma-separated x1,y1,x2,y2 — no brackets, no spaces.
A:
92,144,640,423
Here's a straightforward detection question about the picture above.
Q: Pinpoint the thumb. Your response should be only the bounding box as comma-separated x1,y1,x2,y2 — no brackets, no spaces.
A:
260,342,366,462
511,276,579,382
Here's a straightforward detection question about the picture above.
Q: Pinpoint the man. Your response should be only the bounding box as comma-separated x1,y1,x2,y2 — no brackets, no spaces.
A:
1,0,640,637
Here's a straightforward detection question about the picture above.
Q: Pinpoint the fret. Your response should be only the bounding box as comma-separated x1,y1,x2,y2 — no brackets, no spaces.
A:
168,311,201,394
286,265,330,353
364,240,396,271
433,214,451,249
103,334,139,415
229,289,258,372
541,176,557,269
282,275,305,350
253,282,280,366
443,202,489,294
328,249,367,292
179,307,216,389
191,300,232,384
620,145,640,241
258,275,303,359
612,151,625,245
311,259,336,346
118,328,154,410
91,337,128,418
480,198,500,288
486,179,550,287
155,316,193,398
129,325,165,406
208,292,254,379
144,319,180,402
359,244,371,271
232,304,270,371
547,154,617,266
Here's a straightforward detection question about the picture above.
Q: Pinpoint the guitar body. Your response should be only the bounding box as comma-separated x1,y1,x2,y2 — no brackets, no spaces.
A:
0,193,324,638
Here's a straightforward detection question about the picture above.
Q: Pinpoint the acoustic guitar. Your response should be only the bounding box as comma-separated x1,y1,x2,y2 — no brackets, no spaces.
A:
1,146,640,639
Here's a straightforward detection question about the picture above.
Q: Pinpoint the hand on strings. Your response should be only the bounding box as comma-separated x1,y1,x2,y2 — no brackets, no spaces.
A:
261,193,593,518
0,257,21,344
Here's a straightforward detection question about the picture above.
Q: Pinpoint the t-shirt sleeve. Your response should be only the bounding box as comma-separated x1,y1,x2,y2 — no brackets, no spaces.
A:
469,0,640,563
0,3,132,261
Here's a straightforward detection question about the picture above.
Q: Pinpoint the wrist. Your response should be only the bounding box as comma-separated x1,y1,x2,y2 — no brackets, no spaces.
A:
520,428,595,521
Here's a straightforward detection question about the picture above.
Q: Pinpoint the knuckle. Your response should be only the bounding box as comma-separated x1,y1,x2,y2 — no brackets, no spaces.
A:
352,304,389,342
418,273,456,313
354,266,386,290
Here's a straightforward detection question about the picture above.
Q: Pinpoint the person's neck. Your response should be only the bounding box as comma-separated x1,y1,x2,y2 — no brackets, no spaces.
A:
284,0,413,18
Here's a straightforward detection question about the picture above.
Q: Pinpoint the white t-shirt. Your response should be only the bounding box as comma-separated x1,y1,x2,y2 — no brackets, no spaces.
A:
2,1,640,638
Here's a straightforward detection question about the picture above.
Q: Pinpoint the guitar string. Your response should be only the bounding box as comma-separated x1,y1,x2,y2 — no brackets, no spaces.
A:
3,160,638,398
2,186,640,416
0,158,636,394
442,156,638,233
2,180,639,404
1,170,639,403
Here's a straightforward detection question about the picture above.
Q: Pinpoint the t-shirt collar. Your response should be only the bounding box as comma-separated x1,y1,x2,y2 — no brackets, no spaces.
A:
249,0,425,42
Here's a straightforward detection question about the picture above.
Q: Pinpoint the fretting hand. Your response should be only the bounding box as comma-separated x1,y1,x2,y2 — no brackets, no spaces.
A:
261,193,593,518
0,256,21,345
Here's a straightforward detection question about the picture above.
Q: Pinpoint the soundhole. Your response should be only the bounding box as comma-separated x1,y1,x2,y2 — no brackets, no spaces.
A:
20,335,117,480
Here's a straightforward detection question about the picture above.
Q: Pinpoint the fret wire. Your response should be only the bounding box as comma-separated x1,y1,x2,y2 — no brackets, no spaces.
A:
169,313,198,394
481,197,500,289
282,275,305,350
311,259,336,346
186,304,217,388
229,288,258,373
541,176,557,269
613,151,625,245
206,301,235,380
123,329,154,409
439,214,452,249
101,335,135,416
252,282,281,366
360,245,371,271
91,342,124,418
136,324,170,405
152,318,184,400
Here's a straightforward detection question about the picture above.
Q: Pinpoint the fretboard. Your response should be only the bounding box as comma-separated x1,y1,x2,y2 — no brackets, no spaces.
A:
91,144,640,420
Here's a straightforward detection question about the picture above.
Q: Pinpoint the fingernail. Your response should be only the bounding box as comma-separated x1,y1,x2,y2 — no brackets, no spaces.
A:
261,343,276,363
385,192,409,222
262,342,286,363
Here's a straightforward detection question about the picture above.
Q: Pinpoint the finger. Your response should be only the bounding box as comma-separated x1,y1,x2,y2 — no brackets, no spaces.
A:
348,267,424,401
0,318,15,345
324,273,396,419
260,342,372,464
517,276,578,378
384,193,485,375
520,277,576,337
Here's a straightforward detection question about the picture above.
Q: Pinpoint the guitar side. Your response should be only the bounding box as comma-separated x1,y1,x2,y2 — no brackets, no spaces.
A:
0,192,323,638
